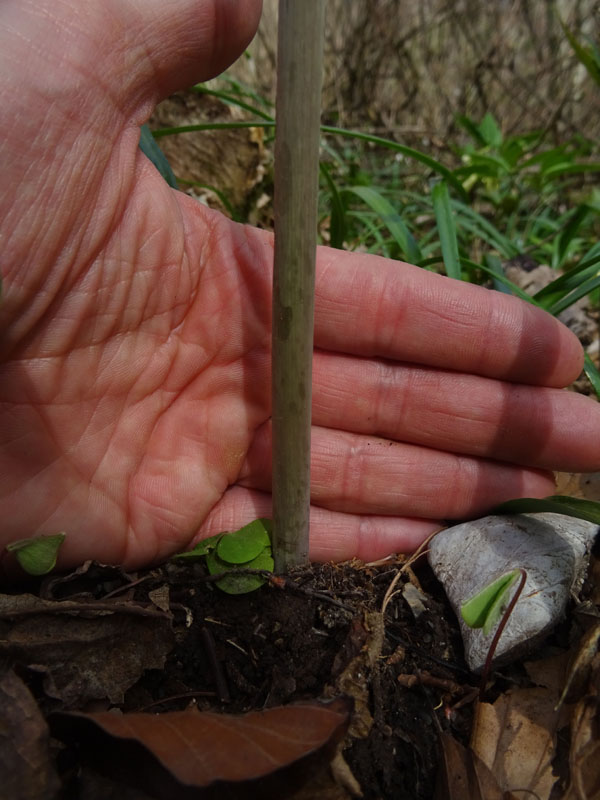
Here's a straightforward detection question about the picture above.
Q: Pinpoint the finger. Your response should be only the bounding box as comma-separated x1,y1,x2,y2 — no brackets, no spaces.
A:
238,423,557,519
194,485,442,562
311,350,600,472
314,247,583,388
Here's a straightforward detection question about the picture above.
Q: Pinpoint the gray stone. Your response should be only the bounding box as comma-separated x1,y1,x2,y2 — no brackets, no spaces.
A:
428,513,598,672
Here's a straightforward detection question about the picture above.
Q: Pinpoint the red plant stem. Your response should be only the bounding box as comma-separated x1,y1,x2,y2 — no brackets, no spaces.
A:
479,568,527,702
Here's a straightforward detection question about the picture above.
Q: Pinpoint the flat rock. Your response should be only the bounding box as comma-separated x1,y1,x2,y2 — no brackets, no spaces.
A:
428,513,599,672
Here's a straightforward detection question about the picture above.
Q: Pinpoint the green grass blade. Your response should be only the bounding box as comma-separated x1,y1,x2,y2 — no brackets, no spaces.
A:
432,182,461,280
542,162,600,179
533,245,600,305
492,495,600,524
584,353,600,400
152,121,276,138
485,253,513,295
343,186,421,263
450,200,520,259
561,20,600,87
459,258,540,303
346,210,390,254
555,205,591,268
546,274,600,316
320,125,467,199
139,124,178,188
192,85,275,121
319,163,347,249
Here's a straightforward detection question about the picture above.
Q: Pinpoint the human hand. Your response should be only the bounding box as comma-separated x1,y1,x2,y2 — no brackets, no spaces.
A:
1,0,598,573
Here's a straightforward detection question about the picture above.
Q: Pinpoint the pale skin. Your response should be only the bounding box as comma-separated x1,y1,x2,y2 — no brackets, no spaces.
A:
1,0,599,575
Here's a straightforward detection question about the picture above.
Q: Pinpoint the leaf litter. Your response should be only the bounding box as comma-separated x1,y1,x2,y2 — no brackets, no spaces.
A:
1,523,599,799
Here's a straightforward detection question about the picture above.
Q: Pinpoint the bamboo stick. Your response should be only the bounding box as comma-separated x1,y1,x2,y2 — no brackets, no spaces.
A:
272,0,326,571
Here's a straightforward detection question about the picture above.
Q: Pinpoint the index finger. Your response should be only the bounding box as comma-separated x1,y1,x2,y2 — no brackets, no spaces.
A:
314,248,584,388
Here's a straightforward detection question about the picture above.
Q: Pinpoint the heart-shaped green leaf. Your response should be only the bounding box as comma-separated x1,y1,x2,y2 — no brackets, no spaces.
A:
206,547,274,595
216,519,272,564
6,532,66,576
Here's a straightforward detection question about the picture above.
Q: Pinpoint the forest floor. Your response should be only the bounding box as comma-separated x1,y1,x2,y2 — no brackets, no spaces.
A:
2,516,599,800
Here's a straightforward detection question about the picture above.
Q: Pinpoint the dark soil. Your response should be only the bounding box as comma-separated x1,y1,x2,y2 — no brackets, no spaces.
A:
2,556,479,800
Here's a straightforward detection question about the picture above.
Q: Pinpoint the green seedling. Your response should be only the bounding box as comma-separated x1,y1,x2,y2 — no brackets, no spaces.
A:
461,567,527,700
172,519,274,595
5,532,66,576
206,545,274,595
461,568,521,635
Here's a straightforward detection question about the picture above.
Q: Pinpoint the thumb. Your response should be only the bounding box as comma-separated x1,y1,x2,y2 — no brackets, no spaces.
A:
0,0,262,341
1,0,262,122
121,0,264,108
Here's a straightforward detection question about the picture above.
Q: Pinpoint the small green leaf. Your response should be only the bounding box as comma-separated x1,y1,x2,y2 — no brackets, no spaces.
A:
171,534,222,560
6,533,66,576
206,547,274,595
461,569,520,634
492,495,600,524
216,519,272,565
478,112,503,148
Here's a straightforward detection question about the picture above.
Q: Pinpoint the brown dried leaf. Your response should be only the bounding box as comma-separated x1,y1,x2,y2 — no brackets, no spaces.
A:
555,472,600,501
471,690,560,800
435,732,516,800
557,623,600,708
51,698,352,799
328,612,384,739
563,652,600,800
0,669,60,800
0,593,174,706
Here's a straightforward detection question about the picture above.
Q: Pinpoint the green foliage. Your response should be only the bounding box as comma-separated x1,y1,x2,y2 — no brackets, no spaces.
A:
147,39,600,398
561,20,600,89
461,568,520,635
172,519,274,594
492,495,600,524
6,532,66,576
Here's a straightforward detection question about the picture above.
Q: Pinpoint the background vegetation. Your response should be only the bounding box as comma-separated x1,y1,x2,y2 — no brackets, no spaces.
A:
149,0,600,393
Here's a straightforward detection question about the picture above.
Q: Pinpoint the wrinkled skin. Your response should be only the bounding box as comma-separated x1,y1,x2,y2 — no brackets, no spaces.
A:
1,0,599,574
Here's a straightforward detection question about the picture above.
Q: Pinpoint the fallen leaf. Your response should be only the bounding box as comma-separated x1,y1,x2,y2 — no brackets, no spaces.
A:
0,593,174,706
0,669,60,800
557,622,600,708
563,651,600,799
471,689,561,799
327,612,384,739
41,560,137,600
524,650,570,694
50,698,352,799
555,472,600,502
435,732,515,800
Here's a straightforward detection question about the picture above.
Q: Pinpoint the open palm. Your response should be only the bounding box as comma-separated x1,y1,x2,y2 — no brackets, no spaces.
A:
1,0,599,572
